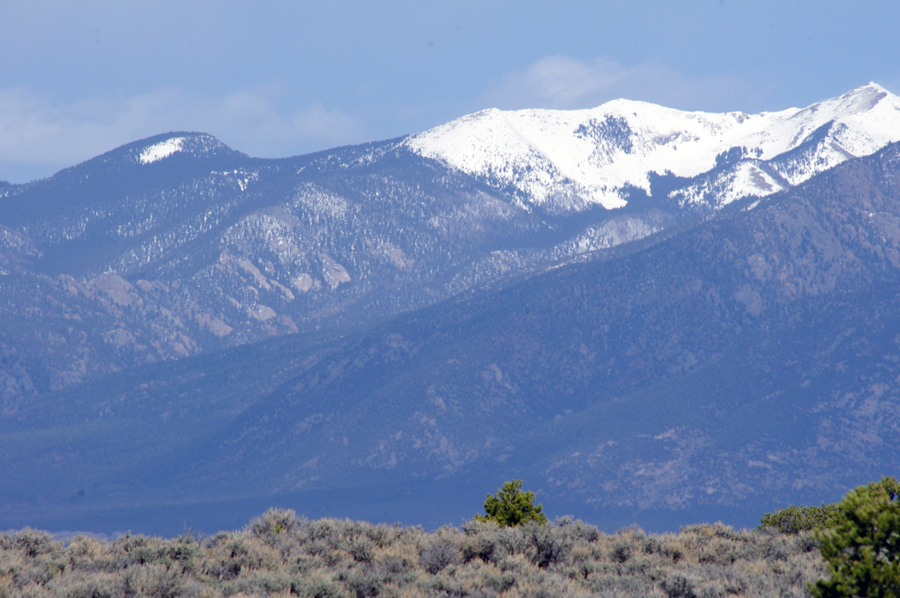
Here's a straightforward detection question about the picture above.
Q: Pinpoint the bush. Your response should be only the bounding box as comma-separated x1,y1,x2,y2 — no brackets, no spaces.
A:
15,528,57,558
419,539,461,574
248,507,300,540
527,523,572,569
761,478,900,535
811,476,900,598
660,572,698,598
759,504,840,534
474,480,548,527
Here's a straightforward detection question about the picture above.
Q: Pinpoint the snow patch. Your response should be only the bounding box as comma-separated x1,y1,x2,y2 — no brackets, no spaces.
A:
139,137,186,164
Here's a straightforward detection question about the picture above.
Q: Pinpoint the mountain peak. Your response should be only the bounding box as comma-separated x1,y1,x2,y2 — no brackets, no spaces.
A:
854,81,891,96
406,83,900,212
38,132,243,186
804,81,898,119
131,132,235,165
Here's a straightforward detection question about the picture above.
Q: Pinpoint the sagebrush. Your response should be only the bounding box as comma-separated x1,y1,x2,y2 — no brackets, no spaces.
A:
0,509,827,597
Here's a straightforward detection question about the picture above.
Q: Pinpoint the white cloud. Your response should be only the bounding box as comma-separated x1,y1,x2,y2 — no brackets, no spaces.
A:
480,55,764,113
0,87,366,183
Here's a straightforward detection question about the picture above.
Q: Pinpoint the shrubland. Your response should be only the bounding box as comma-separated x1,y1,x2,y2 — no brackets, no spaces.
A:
7,475,899,597
0,510,825,598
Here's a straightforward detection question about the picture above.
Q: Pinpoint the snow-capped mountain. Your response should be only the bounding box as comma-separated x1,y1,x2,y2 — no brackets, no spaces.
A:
4,84,900,405
7,139,900,535
406,82,900,211
5,83,900,535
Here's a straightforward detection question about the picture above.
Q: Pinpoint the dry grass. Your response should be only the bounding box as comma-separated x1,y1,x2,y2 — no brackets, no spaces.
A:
0,510,826,597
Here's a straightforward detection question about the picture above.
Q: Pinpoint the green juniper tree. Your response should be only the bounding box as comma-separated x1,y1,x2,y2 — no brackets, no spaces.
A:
474,479,548,527
811,476,900,598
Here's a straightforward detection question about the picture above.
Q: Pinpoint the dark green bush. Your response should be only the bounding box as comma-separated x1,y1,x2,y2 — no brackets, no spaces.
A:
474,480,548,527
759,504,840,534
811,476,900,598
760,478,900,536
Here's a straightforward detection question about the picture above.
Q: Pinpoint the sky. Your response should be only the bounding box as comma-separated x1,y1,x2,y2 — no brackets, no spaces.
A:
2,0,899,183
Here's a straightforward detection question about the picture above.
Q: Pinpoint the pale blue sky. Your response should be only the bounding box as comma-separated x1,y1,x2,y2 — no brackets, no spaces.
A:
2,0,898,183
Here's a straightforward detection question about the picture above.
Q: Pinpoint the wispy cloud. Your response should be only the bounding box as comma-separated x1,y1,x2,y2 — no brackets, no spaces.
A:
480,55,765,113
0,87,366,183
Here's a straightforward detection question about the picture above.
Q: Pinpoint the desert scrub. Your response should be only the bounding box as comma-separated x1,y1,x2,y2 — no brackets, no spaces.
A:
0,509,826,597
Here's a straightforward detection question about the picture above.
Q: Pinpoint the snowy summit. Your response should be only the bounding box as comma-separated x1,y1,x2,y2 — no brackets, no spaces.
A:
405,83,900,212
133,133,237,166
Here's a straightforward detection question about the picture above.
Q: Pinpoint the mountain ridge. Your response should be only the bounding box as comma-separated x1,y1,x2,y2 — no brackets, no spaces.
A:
3,86,900,533
3,84,900,400
4,140,900,533
406,82,900,212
